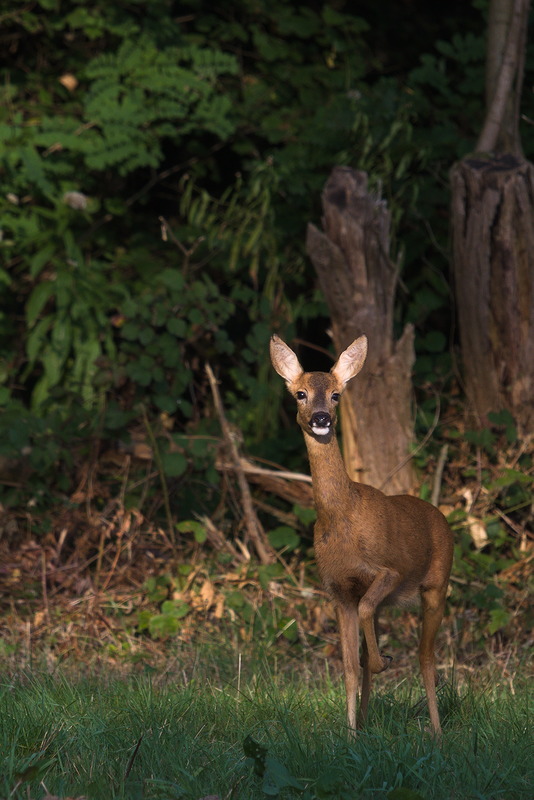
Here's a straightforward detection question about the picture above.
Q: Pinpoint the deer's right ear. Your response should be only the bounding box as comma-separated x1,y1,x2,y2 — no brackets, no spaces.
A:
270,335,304,384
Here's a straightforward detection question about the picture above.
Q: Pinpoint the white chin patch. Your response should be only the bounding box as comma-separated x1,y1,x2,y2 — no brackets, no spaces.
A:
311,426,330,436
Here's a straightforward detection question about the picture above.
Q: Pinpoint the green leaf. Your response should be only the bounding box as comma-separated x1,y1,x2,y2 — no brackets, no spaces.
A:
26,315,53,364
125,361,152,386
160,600,190,619
488,469,533,490
268,526,300,552
158,269,185,292
121,321,141,341
20,145,54,195
293,504,316,525
136,609,153,632
421,331,446,353
176,519,207,543
104,405,134,431
154,394,177,413
42,349,63,387
243,735,267,776
148,613,180,638
167,318,187,337
144,575,171,603
258,563,286,590
138,326,155,345
488,410,517,443
188,307,203,325
487,607,510,635
30,244,55,279
263,757,302,795
26,282,55,326
465,427,495,454
225,590,245,610
161,451,187,477
488,409,515,427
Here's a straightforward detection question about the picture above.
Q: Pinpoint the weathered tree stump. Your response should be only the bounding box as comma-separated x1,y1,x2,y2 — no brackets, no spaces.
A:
450,155,534,434
306,166,416,494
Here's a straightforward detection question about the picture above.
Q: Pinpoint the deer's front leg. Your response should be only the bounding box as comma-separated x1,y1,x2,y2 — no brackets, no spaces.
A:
336,603,360,735
358,569,401,673
357,612,377,727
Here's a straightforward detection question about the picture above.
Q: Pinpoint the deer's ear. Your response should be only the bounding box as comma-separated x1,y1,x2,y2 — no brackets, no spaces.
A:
331,335,367,385
270,335,304,384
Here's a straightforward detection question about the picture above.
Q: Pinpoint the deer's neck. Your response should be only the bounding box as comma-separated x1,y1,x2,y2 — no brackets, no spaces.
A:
303,430,352,513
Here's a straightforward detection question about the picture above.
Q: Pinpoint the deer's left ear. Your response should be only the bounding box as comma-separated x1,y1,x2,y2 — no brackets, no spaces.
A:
331,336,367,385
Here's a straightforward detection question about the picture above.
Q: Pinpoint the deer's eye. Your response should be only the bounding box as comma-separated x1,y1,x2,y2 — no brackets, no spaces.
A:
296,391,307,401
331,392,341,403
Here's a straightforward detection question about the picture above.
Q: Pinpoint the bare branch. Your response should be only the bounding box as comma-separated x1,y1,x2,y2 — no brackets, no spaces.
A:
205,363,275,564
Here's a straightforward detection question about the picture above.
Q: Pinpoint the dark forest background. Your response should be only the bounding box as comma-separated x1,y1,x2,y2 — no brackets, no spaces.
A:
0,0,532,656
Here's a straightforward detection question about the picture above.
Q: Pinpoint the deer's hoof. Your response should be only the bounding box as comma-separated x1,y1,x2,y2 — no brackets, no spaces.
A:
379,653,393,672
369,653,393,674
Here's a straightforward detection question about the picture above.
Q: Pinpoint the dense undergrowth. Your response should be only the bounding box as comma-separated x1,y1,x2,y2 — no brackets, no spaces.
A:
1,2,532,624
1,386,531,672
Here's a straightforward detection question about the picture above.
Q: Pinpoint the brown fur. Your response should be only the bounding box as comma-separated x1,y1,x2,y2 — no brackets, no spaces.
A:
270,334,453,737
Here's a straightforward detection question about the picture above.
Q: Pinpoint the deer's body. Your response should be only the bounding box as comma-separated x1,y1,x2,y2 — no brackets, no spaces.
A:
270,335,453,737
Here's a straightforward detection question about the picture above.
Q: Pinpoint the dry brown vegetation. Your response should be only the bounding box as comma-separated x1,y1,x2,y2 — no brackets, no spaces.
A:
1,401,531,687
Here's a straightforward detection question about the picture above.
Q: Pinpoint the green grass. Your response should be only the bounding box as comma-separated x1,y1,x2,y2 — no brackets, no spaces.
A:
0,660,532,800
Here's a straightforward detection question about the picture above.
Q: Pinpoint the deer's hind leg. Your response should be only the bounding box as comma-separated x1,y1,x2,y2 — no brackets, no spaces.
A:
419,586,447,737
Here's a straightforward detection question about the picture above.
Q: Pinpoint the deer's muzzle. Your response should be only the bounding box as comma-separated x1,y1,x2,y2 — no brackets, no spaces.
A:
310,412,332,436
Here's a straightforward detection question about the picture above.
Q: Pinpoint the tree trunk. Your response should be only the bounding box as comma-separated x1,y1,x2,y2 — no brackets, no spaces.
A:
478,0,528,155
450,155,534,433
306,166,416,494
450,0,534,434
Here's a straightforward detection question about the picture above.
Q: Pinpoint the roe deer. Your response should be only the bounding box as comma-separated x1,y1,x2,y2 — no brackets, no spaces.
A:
270,334,453,737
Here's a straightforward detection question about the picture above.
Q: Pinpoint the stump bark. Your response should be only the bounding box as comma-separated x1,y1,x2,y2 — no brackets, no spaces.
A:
306,166,416,494
450,155,534,434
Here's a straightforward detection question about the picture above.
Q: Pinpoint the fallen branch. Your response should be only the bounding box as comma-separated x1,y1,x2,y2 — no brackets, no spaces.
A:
216,454,314,507
205,363,275,565
234,456,312,484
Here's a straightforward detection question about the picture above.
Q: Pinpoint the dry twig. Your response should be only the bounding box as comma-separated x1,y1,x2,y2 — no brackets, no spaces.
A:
205,364,275,564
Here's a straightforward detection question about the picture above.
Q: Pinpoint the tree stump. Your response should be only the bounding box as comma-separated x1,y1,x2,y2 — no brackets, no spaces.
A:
306,166,416,494
450,155,534,434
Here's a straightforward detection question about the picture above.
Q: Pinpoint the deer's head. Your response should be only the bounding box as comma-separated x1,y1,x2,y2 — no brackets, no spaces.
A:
270,335,368,439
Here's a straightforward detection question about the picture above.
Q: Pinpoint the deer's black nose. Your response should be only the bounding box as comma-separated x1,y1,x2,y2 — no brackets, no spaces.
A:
310,412,331,429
